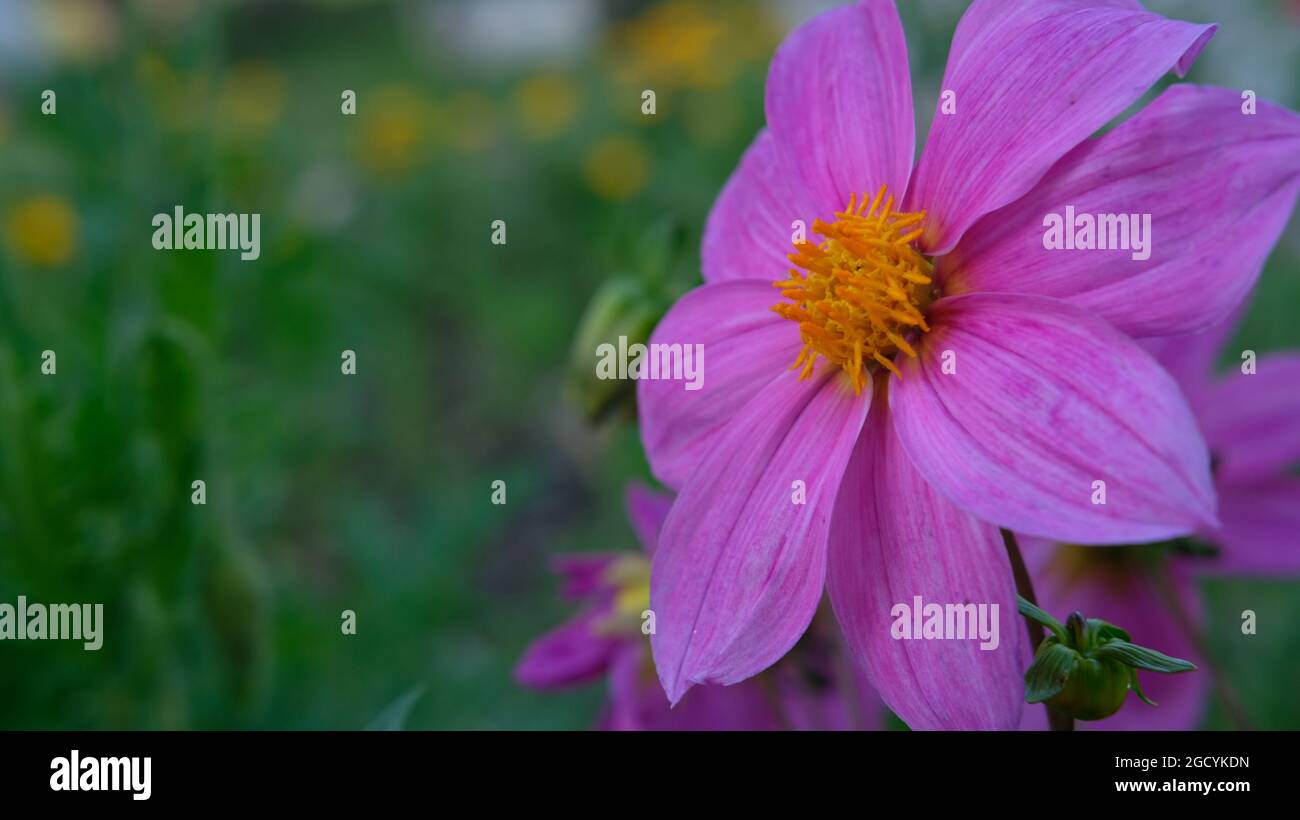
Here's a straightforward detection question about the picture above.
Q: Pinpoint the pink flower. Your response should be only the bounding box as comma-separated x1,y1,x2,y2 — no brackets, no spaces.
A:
515,484,879,729
1021,312,1300,730
639,0,1300,729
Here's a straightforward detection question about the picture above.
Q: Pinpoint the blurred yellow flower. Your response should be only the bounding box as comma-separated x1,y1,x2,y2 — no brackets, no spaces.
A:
356,86,432,177
4,195,80,267
513,71,581,141
219,61,286,138
583,136,650,201
607,0,775,94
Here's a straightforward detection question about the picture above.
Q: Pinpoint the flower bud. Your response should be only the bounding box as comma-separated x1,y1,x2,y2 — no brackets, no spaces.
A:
1028,642,1131,720
566,274,665,422
1018,597,1195,722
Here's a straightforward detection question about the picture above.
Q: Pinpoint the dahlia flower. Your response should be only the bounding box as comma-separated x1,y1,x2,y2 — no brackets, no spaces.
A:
638,0,1300,728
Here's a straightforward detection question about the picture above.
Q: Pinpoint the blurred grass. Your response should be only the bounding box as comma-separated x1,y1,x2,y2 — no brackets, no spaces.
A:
0,0,1296,729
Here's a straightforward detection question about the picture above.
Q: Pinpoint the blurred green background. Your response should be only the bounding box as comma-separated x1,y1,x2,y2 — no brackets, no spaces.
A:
0,0,1296,729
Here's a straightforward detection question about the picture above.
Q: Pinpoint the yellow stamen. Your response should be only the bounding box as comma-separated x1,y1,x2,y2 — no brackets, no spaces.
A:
593,555,652,636
772,184,933,393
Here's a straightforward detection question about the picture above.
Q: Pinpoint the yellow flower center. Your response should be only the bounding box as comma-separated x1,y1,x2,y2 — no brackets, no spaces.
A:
595,555,652,637
772,184,933,393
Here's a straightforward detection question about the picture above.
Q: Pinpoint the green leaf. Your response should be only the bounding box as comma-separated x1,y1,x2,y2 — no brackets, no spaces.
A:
1095,640,1197,673
1016,595,1067,642
1025,643,1078,703
1093,620,1132,644
365,686,426,731
1130,668,1158,707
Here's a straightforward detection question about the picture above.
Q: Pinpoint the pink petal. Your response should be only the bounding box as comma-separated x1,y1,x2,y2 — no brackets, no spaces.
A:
1142,306,1245,410
909,0,1215,255
764,0,914,214
637,281,800,490
702,130,809,284
598,644,773,731
828,390,1030,730
551,553,619,600
514,609,619,689
625,482,673,555
771,660,884,731
703,1,916,285
1209,478,1300,576
890,293,1216,544
647,678,783,731
768,616,885,730
941,85,1300,337
649,370,871,703
598,643,651,730
1196,353,1300,485
1019,539,1208,731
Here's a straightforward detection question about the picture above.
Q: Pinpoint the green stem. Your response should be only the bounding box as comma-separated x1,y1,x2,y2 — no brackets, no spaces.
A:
1001,528,1073,731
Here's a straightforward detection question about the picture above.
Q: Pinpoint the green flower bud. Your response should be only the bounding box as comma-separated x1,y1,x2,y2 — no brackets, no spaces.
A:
1018,597,1196,722
567,274,666,422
